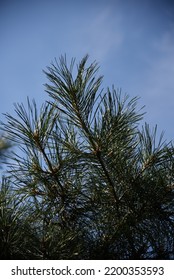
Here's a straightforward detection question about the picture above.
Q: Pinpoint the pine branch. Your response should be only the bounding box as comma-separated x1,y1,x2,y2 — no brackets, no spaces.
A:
1,54,174,259
44,55,122,205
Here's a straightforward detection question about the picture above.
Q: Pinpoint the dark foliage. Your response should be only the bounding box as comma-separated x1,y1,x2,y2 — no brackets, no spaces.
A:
0,55,174,259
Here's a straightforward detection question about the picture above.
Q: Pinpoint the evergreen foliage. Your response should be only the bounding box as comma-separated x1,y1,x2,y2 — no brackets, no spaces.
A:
0,55,174,259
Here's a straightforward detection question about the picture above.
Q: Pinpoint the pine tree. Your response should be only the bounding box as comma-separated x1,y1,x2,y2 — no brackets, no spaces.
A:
1,55,174,259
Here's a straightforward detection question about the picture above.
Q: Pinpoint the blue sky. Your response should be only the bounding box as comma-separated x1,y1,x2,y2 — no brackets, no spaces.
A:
1,0,174,142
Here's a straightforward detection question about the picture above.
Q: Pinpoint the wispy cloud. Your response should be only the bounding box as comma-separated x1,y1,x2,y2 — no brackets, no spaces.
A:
138,28,174,139
74,7,123,62
144,28,174,102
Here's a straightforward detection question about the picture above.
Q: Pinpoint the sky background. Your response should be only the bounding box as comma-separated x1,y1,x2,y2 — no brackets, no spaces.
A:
0,0,174,143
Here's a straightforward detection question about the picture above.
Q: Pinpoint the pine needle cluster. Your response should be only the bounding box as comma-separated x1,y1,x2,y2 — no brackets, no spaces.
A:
0,55,174,259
